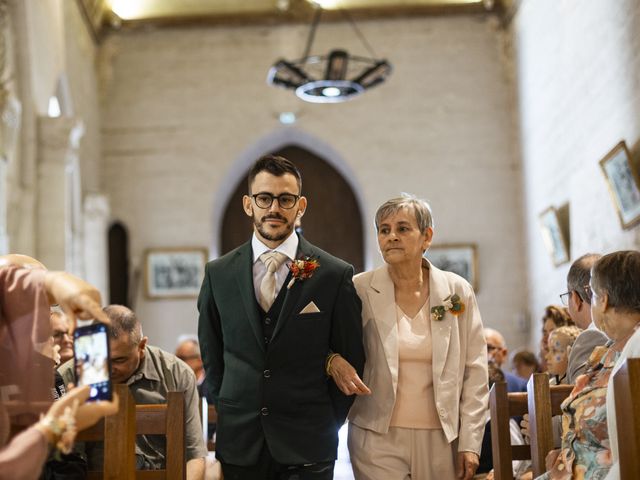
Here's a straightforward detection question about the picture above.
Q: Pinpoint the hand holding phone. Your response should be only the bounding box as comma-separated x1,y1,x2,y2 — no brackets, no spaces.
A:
74,323,112,401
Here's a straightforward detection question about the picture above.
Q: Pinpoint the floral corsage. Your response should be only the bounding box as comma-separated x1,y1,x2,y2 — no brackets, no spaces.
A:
287,256,320,289
430,293,465,321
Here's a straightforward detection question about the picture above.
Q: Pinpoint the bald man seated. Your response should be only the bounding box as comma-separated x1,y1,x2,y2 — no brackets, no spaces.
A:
484,328,527,393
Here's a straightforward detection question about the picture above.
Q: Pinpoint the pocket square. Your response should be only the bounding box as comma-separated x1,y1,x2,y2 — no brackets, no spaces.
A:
299,301,321,314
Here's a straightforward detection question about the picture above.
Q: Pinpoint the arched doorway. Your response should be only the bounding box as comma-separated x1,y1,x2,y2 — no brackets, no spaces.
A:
220,145,365,273
108,222,130,307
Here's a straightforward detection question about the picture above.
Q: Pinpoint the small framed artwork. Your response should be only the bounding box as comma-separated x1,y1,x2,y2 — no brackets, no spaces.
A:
599,140,640,229
538,207,570,267
144,248,208,299
424,244,478,291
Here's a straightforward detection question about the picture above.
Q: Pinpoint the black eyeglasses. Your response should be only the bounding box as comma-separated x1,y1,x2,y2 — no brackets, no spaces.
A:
560,285,592,306
251,193,300,210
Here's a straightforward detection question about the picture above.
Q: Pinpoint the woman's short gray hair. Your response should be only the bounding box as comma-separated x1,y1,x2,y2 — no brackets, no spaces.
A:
374,194,434,233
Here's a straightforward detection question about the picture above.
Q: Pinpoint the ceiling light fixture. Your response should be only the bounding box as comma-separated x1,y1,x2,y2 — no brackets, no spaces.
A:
267,3,392,104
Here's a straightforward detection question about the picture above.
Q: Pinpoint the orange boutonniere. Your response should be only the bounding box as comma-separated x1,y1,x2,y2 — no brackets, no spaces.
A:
287,256,320,289
430,294,465,321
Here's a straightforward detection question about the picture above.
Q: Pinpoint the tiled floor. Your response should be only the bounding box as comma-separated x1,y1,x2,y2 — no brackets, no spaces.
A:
334,423,355,480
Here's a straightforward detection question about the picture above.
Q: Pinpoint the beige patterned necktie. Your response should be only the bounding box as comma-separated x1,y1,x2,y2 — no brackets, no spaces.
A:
259,251,287,311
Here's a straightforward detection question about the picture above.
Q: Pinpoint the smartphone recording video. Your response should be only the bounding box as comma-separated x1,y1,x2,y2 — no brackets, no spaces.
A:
74,323,112,402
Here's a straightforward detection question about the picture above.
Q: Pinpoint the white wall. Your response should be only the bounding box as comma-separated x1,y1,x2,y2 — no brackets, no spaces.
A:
100,15,525,351
514,0,640,350
8,0,104,277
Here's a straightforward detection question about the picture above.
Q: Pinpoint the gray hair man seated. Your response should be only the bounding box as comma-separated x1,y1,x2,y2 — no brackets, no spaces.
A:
58,305,207,479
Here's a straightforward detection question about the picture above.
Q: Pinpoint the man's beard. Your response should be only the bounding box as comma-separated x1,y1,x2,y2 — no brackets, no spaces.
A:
254,213,293,242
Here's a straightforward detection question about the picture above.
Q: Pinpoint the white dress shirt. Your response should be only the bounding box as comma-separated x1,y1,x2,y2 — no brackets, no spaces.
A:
251,232,298,304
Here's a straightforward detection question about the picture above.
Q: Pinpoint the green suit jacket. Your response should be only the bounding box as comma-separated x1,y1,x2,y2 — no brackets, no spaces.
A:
197,235,364,466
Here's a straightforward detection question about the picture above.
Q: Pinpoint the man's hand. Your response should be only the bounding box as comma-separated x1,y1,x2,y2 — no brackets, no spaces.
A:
328,355,371,396
456,451,479,480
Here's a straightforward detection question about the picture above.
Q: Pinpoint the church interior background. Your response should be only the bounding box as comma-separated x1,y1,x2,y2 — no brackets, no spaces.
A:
2,0,640,362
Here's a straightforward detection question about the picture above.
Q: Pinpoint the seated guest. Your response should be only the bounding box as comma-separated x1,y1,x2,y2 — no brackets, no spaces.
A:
563,254,608,384
175,336,217,442
175,336,205,394
512,349,540,381
484,328,527,392
477,363,531,479
546,326,581,385
538,252,640,479
541,254,609,450
58,305,207,480
585,251,640,480
50,306,74,365
539,306,573,372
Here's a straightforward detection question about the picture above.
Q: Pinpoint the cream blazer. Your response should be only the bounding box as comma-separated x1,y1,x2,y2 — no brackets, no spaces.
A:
348,259,489,454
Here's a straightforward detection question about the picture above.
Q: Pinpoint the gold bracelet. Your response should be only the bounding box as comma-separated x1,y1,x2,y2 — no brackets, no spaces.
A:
35,406,77,454
326,353,341,377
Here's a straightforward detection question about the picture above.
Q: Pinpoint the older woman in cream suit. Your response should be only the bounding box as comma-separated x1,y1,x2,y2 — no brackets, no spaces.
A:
330,196,488,480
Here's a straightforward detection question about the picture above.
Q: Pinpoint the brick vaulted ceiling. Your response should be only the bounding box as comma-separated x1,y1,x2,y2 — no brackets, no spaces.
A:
77,0,516,41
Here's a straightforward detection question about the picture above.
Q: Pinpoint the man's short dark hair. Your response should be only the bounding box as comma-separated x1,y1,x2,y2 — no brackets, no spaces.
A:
103,305,142,345
592,250,640,314
512,349,540,370
567,253,602,304
247,155,302,194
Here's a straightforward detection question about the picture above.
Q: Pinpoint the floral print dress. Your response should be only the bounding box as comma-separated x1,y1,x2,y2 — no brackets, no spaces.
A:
537,345,617,480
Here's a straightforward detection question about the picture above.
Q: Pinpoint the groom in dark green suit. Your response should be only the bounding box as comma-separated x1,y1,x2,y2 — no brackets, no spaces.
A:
198,155,365,479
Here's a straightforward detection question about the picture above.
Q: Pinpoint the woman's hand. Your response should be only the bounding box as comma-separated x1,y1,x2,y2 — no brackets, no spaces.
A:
75,392,120,431
456,451,479,480
328,355,371,396
43,271,110,330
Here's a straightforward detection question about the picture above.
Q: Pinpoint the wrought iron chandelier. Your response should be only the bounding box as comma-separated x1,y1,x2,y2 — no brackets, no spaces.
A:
267,4,392,104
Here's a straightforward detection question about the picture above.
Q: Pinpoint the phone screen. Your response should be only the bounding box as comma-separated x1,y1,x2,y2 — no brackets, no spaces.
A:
74,323,112,401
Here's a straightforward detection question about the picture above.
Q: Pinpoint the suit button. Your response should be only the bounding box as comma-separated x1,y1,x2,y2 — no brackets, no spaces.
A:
264,336,270,344
265,317,272,325
438,407,446,417
261,407,269,416
263,369,271,378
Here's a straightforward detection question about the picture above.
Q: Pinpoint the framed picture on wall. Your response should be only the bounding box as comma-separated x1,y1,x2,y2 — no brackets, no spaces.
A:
424,244,478,291
599,140,640,229
144,248,208,299
538,207,570,267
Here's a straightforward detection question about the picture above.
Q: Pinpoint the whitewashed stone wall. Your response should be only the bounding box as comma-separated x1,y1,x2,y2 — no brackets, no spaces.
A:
513,0,640,350
101,16,525,351
8,0,103,275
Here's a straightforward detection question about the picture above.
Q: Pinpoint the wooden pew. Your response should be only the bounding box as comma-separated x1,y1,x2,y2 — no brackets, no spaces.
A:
526,373,573,477
489,381,529,480
79,384,186,480
78,384,136,479
613,357,640,479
